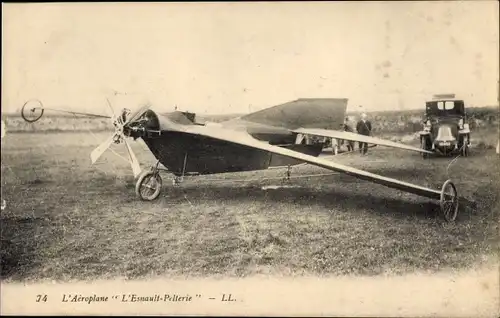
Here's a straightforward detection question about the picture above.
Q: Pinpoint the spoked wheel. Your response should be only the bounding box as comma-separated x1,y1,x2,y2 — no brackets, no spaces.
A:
21,99,44,123
135,170,163,201
440,179,459,222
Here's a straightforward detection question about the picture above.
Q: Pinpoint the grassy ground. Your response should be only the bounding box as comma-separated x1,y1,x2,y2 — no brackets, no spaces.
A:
1,129,499,283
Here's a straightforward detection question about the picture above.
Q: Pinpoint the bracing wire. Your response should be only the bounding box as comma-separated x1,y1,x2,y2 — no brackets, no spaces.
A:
172,141,365,186
445,144,465,179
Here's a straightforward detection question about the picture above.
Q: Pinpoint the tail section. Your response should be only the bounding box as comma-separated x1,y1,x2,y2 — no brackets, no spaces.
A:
240,98,348,130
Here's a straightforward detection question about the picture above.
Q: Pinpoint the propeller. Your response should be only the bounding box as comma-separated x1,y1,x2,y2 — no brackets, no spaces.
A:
19,98,149,178
90,103,150,178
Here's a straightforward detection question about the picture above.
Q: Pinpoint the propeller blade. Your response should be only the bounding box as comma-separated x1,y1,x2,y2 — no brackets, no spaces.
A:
123,138,142,178
90,134,115,164
125,104,151,125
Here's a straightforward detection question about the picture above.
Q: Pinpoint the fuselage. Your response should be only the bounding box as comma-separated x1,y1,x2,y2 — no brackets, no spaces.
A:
127,110,323,176
125,98,348,175
140,131,323,176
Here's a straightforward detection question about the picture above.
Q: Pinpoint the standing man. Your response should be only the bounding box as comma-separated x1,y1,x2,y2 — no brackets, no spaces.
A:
341,116,355,151
356,113,372,155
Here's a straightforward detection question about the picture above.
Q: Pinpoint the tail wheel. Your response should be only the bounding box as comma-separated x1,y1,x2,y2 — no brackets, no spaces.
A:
21,99,44,123
440,179,459,222
135,170,163,201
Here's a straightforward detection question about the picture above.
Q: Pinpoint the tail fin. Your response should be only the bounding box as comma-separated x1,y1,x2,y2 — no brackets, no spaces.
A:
241,98,348,130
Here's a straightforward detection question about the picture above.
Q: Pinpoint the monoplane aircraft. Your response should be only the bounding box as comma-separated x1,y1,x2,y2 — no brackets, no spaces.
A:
20,98,459,222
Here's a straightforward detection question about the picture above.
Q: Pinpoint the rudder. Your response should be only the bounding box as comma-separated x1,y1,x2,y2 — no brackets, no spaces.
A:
240,98,348,130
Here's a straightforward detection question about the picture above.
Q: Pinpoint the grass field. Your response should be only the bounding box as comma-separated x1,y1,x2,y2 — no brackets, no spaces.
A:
1,128,499,283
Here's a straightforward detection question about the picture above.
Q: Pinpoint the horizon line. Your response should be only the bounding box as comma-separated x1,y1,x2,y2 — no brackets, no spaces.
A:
1,104,498,118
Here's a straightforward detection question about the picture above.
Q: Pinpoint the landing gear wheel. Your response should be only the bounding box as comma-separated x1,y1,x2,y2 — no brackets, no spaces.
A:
135,170,163,201
440,179,459,222
21,99,44,123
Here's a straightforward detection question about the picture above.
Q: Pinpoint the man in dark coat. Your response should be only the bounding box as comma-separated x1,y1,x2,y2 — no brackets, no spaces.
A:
356,113,372,154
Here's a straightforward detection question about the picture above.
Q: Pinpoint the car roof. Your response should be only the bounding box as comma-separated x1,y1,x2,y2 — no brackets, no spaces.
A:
426,98,464,102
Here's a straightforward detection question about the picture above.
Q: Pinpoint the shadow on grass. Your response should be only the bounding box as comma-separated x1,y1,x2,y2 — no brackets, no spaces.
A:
161,184,445,221
90,169,483,222
0,215,46,280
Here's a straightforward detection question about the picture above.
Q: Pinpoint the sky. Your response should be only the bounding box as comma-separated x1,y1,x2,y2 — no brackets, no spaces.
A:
2,2,499,115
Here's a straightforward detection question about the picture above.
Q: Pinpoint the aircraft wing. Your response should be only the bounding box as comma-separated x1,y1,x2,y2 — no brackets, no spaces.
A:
170,124,442,200
293,128,432,154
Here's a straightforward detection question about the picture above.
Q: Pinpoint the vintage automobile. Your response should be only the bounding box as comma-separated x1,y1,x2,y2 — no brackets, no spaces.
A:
419,94,471,158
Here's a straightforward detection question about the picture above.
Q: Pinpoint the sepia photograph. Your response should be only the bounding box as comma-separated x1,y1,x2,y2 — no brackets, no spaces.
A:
1,1,499,316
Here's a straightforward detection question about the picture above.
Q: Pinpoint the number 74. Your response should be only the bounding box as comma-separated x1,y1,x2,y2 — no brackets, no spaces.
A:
36,295,48,302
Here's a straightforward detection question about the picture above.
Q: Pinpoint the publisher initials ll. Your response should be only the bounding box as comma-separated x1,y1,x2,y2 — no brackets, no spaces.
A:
221,294,235,302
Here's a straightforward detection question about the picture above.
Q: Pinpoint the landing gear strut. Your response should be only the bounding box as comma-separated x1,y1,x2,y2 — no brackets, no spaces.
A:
136,154,188,201
281,165,293,184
